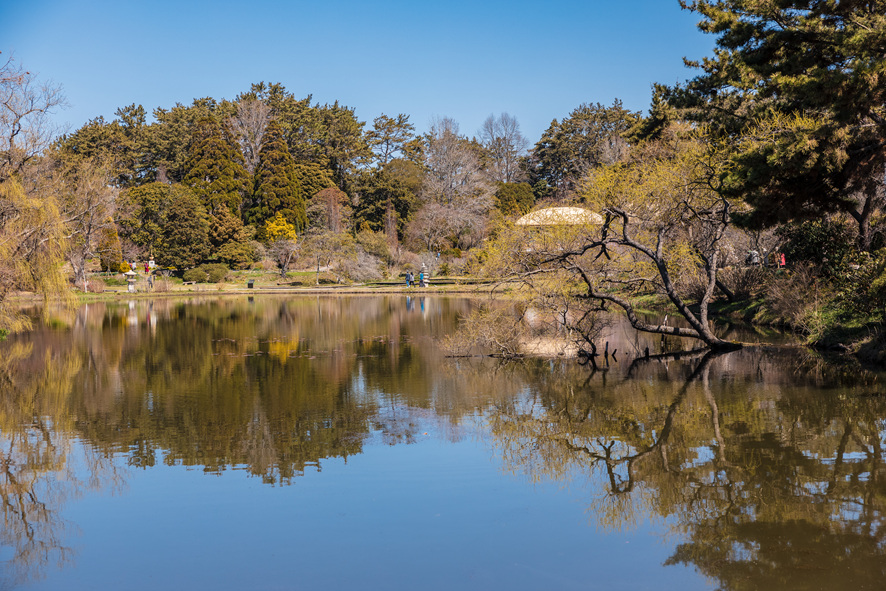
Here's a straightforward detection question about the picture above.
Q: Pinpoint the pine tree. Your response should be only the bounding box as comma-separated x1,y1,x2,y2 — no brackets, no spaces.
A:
247,120,306,230
675,0,886,250
183,117,249,216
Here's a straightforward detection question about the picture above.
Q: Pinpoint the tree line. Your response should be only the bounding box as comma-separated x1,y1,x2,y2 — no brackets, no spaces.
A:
2,0,885,350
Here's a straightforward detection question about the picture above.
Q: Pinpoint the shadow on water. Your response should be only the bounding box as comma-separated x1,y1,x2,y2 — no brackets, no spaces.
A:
0,295,883,589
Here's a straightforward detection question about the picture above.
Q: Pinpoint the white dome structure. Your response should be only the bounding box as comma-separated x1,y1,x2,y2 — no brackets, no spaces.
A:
515,207,604,226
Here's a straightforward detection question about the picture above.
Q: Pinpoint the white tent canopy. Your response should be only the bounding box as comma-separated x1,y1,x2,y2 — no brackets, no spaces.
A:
515,207,604,227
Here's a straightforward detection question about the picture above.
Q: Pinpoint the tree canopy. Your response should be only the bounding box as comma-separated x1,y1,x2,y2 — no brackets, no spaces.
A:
183,117,249,216
675,0,886,250
248,119,305,230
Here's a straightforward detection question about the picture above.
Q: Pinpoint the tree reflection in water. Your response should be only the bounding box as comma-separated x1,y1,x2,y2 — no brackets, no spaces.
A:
0,342,123,588
1,297,884,589
489,349,886,591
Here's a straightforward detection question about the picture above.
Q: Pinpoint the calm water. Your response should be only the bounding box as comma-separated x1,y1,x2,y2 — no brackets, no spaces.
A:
1,296,884,590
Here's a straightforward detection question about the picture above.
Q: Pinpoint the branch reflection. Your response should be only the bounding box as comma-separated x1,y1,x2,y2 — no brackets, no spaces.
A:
489,349,886,590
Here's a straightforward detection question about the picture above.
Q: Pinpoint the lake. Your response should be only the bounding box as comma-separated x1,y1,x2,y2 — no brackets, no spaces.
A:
1,295,884,590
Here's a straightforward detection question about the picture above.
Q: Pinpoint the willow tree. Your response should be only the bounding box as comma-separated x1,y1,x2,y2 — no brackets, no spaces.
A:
0,56,69,334
0,179,70,334
486,127,741,352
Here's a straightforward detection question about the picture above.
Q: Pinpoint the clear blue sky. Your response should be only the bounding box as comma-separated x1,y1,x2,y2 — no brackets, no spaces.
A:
2,0,714,144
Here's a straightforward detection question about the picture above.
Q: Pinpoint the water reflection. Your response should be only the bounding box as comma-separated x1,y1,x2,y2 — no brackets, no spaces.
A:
0,296,884,589
489,349,886,590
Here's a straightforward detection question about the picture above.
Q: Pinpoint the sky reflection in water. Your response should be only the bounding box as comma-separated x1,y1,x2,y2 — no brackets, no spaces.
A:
0,296,884,590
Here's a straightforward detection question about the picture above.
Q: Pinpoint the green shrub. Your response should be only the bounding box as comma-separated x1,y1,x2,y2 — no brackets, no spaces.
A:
182,267,208,283
777,219,852,277
182,263,229,283
214,241,260,269
203,263,229,283
356,230,391,263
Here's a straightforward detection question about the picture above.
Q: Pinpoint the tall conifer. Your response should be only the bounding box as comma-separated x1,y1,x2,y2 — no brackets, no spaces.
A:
248,119,306,231
184,117,248,216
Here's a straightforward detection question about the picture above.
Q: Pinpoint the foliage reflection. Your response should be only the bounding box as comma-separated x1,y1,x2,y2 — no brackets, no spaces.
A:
2,297,885,589
489,349,886,590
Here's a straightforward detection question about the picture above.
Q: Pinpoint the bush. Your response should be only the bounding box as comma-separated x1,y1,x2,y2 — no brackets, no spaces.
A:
214,241,260,269
356,230,391,263
719,266,769,301
341,252,384,282
777,219,853,277
765,264,831,337
203,263,229,283
86,278,106,293
182,263,229,283
182,267,208,283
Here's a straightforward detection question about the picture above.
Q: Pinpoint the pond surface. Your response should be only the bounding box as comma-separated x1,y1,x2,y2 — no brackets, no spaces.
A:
1,296,884,590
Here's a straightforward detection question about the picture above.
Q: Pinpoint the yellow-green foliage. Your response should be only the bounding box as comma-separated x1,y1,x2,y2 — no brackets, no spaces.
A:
0,178,72,332
261,212,298,243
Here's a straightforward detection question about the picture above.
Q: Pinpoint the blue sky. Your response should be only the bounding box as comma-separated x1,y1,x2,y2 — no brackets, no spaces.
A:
2,0,715,144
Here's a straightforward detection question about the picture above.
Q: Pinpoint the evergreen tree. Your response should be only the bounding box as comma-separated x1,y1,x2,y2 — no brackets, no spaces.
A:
527,101,639,201
158,188,211,269
97,220,123,272
352,168,417,239
247,119,306,231
293,162,336,200
183,117,248,216
675,0,886,250
494,182,535,216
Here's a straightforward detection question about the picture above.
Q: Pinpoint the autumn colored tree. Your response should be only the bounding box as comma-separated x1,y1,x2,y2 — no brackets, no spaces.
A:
262,212,298,243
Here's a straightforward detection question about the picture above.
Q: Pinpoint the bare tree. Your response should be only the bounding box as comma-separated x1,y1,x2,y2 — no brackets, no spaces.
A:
228,99,271,174
479,113,528,183
423,117,493,208
269,238,299,279
0,53,66,181
406,203,454,252
27,156,119,292
418,117,493,250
